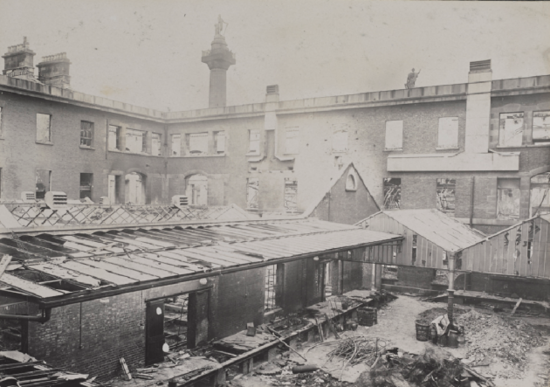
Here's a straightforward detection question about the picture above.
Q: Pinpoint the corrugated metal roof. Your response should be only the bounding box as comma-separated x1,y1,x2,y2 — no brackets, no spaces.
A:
379,209,484,252
0,219,400,302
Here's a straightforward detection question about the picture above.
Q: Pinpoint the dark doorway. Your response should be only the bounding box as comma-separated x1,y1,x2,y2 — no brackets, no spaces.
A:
145,300,165,365
80,173,93,200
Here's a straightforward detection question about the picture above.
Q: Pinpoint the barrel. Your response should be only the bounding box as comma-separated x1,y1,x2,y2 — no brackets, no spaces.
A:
357,307,377,327
447,330,459,348
415,320,430,342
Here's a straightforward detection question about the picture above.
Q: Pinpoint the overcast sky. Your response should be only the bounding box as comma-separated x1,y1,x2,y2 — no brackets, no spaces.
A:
1,0,549,112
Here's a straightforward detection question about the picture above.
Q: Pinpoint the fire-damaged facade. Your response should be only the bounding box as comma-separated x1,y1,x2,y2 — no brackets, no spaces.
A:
0,218,402,379
0,36,548,232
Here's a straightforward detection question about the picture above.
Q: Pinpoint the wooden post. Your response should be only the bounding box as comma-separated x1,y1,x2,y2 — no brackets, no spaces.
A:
447,252,456,327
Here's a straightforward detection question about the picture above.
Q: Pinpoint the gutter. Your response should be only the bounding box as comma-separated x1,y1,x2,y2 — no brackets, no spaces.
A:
0,308,51,323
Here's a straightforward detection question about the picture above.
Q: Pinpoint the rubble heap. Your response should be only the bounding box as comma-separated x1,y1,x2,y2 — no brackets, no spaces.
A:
457,309,546,379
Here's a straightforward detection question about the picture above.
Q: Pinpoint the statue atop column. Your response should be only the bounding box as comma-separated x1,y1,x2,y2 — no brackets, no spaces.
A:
215,15,228,36
405,68,421,89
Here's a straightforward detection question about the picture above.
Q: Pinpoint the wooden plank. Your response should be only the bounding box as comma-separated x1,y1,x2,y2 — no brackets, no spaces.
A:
510,298,522,316
104,257,177,278
121,254,192,275
0,255,12,280
0,273,63,298
83,259,157,281
59,260,134,285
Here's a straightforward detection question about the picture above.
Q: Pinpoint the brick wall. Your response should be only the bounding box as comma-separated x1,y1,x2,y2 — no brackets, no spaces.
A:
27,292,144,381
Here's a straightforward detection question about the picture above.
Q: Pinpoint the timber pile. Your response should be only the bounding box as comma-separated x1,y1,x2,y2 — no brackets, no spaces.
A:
456,309,545,379
327,336,385,366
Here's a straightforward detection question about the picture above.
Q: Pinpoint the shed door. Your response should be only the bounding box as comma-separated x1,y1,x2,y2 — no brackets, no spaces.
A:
146,300,165,365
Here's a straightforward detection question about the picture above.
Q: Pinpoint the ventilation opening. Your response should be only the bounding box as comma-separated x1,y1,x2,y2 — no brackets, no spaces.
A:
470,59,491,72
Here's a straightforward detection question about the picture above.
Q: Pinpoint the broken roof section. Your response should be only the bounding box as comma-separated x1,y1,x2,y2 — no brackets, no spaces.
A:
0,218,401,307
358,209,485,253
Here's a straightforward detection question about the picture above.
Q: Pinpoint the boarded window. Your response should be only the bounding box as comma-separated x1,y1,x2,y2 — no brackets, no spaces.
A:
497,178,520,220
285,129,300,154
385,121,403,150
530,172,550,216
126,128,146,153
36,113,51,143
436,178,456,215
499,112,524,147
80,121,94,147
80,173,93,200
383,178,401,209
248,130,261,154
187,133,208,154
171,134,181,156
108,125,121,150
152,133,162,156
247,177,259,210
533,111,550,143
332,131,348,152
214,131,226,153
438,117,458,148
284,178,298,213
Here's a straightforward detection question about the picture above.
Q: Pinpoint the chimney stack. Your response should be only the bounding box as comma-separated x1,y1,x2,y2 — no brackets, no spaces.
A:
464,59,492,153
37,53,71,89
265,85,279,103
201,16,236,108
2,37,36,79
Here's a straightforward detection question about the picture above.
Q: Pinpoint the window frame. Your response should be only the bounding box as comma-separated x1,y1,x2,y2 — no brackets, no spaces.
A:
214,131,226,154
187,132,209,155
108,125,121,151
532,110,550,144
151,132,162,156
498,112,524,147
248,130,261,155
125,128,147,153
170,133,182,156
80,121,94,148
36,113,52,144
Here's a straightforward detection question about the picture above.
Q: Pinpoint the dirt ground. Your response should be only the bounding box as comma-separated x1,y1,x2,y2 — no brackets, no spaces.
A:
229,295,550,387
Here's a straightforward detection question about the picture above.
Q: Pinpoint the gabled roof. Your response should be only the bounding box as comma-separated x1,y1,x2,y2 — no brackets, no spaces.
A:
302,161,379,217
358,209,485,252
0,218,401,307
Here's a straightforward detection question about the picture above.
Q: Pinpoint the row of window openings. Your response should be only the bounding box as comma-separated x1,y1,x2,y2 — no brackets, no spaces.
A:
498,111,550,146
247,178,298,212
384,174,550,220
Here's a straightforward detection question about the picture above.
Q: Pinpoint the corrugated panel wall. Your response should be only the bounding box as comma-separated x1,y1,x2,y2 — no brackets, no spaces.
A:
461,217,550,279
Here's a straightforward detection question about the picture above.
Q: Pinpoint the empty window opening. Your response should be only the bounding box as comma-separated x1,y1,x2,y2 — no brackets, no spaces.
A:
533,111,550,144
497,178,520,220
436,178,456,215
248,130,261,154
385,121,403,150
530,172,550,216
284,178,298,213
171,134,181,156
332,131,348,153
80,121,94,147
438,117,458,149
187,133,209,155
346,172,357,191
164,294,189,352
412,234,418,265
285,129,300,154
108,174,122,205
324,262,333,299
185,174,208,206
264,265,277,311
36,113,51,143
383,178,401,209
126,128,146,153
35,169,51,200
79,173,93,200
151,133,162,156
125,172,146,205
247,177,259,210
108,125,121,151
499,112,524,147
214,131,226,154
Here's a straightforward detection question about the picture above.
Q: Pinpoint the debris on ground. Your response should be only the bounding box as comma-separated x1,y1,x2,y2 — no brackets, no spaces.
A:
456,309,546,379
355,345,495,387
416,307,468,325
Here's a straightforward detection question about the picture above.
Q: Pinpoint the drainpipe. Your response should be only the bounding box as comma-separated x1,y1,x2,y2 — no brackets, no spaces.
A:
0,308,51,323
469,177,475,228
447,253,456,328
